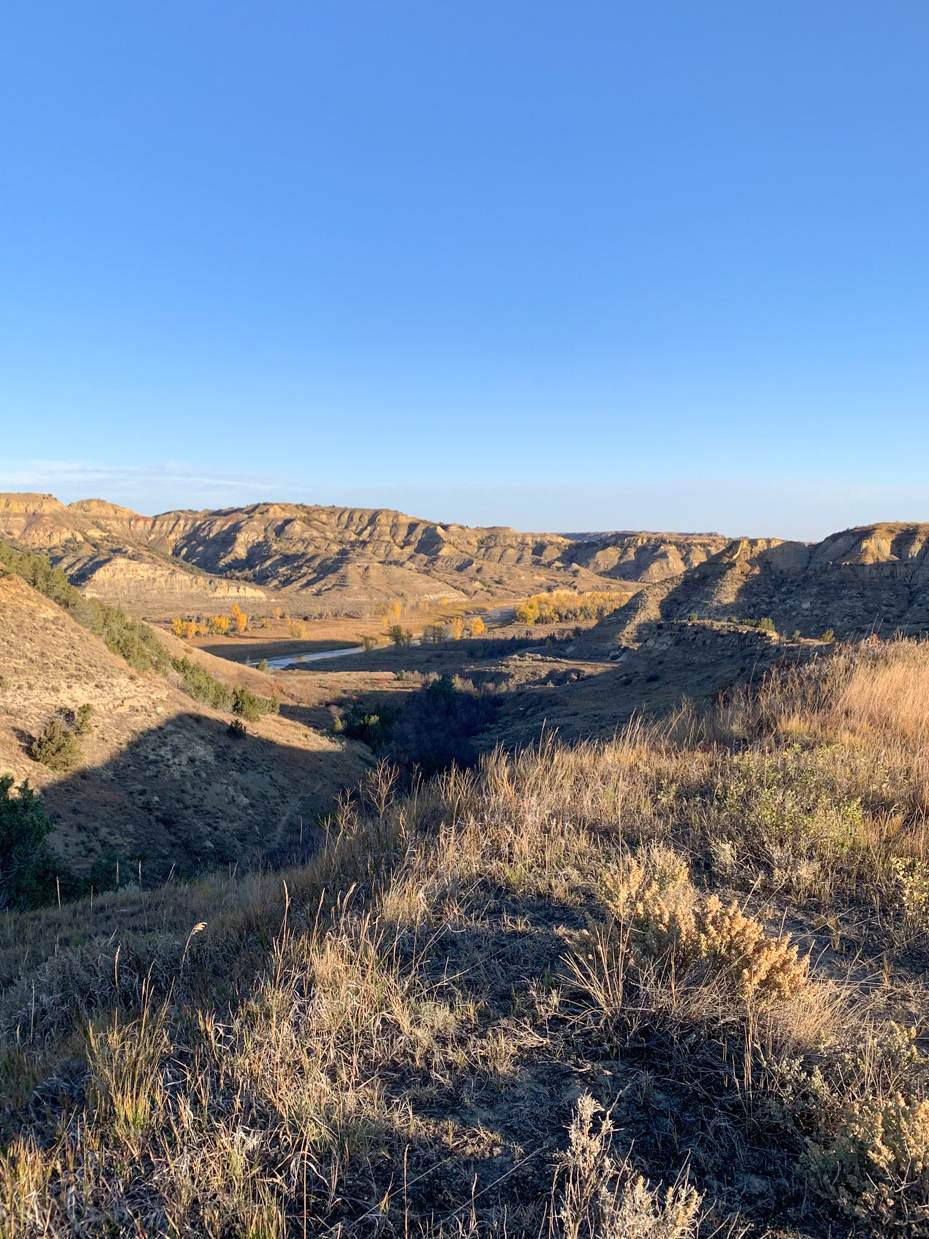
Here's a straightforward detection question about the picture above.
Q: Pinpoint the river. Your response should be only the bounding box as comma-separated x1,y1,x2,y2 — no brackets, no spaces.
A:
246,645,366,670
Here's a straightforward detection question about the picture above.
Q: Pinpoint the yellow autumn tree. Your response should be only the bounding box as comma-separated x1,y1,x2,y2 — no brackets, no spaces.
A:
172,616,185,637
470,616,486,637
448,616,464,640
184,620,198,640
210,615,230,636
231,603,247,634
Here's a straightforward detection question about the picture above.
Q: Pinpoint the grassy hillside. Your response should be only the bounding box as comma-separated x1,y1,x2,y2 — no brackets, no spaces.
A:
3,636,929,1235
0,554,371,884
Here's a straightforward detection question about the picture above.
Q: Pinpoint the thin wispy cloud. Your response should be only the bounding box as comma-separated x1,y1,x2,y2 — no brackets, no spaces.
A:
0,460,291,515
1,460,927,541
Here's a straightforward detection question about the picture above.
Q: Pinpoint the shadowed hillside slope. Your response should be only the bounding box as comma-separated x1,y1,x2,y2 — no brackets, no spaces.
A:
0,571,369,878
573,522,929,655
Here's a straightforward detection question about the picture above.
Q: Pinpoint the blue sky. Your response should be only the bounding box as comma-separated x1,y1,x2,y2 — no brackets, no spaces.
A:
2,2,929,538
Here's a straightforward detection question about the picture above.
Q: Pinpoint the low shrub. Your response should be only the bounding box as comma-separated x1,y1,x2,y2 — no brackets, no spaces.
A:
334,703,401,750
603,847,808,1005
172,658,232,710
231,685,279,722
31,719,82,772
556,1094,702,1239
806,1094,929,1230
0,774,81,909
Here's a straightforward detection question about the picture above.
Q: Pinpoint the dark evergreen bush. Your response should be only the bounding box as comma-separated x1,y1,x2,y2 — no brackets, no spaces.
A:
31,719,82,771
172,658,232,710
0,775,81,909
232,685,279,722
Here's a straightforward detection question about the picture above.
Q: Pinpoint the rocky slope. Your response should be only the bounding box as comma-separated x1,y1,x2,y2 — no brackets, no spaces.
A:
0,493,727,610
0,570,369,878
573,522,929,656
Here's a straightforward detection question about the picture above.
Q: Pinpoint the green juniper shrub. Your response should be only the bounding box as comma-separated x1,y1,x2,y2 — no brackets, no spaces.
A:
821,628,836,643
231,685,279,723
227,718,248,738
339,676,501,773
390,675,501,774
256,658,269,673
31,719,81,772
334,703,401,751
0,775,82,909
735,616,777,632
172,658,232,710
87,849,126,893
73,703,95,734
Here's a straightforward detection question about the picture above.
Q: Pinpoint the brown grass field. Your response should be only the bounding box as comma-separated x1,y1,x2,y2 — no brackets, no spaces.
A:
5,638,929,1235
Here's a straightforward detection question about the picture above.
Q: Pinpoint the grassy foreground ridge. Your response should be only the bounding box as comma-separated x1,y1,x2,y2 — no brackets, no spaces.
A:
5,638,929,1235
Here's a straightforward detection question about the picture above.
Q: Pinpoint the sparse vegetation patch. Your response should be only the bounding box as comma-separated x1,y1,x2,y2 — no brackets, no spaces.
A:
0,543,171,673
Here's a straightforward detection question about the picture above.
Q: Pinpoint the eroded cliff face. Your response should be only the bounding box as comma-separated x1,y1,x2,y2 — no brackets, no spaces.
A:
0,494,729,607
573,523,929,655
8,496,928,630
567,532,732,582
136,504,735,601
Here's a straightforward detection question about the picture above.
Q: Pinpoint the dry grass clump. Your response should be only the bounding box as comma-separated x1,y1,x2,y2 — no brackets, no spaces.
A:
6,638,929,1233
628,872,808,1006
556,1093,702,1239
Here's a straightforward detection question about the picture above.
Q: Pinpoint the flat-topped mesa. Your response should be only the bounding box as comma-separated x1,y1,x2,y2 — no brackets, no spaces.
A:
0,492,68,516
67,498,142,519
